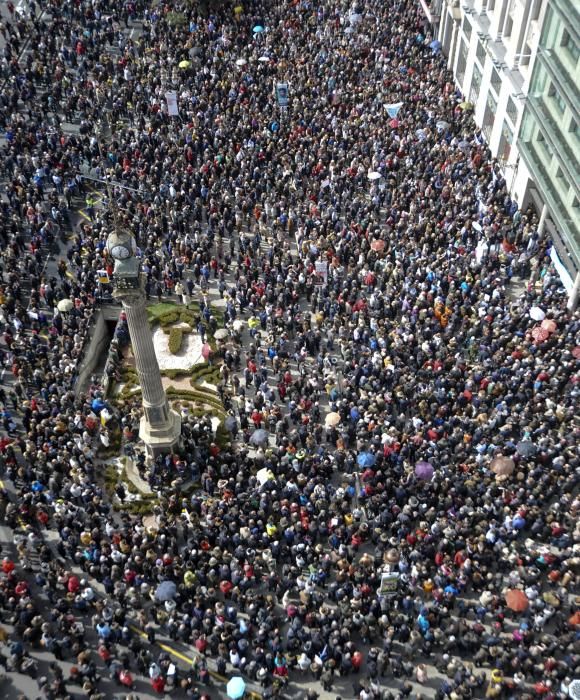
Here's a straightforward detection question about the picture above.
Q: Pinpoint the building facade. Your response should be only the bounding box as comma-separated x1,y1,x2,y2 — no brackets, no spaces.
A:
430,0,579,306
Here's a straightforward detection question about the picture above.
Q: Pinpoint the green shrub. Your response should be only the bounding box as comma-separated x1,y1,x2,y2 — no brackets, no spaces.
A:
178,308,197,326
215,420,230,449
166,11,187,27
162,368,189,380
158,311,179,327
168,327,183,354
104,465,119,497
189,364,221,384
113,501,156,515
166,386,223,411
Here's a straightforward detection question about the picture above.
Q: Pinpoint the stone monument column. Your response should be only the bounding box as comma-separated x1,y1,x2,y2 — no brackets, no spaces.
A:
106,230,181,457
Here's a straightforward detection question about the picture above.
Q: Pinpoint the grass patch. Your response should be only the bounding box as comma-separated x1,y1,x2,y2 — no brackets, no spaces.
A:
147,301,179,322
168,327,183,354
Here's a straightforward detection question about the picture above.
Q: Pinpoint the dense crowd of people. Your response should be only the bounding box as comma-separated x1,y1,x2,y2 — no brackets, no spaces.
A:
0,0,578,699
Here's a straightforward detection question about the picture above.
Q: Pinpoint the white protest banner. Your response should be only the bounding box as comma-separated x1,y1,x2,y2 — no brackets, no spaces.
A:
314,261,328,286
275,82,289,107
378,571,399,596
165,91,179,116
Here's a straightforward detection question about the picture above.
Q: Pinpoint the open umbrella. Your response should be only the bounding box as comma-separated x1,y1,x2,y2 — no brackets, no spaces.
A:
235,58,247,66
250,428,269,446
252,25,264,33
540,318,557,333
155,581,177,602
529,306,545,321
531,326,549,343
458,101,473,110
436,120,449,130
569,611,580,626
227,676,246,699
569,680,580,700
258,55,270,62
57,298,74,313
256,467,273,486
201,343,212,360
214,328,229,340
370,239,385,252
178,60,191,69
479,591,493,606
225,416,238,432
429,39,442,51
542,591,560,607
516,440,536,457
573,346,580,359
490,456,515,476
505,589,529,612
389,118,400,128
91,398,105,413
233,319,245,332
325,412,341,427
357,452,376,468
415,461,434,481
368,171,382,180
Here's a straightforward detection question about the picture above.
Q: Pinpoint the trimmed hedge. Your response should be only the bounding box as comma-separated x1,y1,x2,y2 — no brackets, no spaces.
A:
165,386,223,411
161,368,188,380
147,300,224,335
160,364,221,385
168,327,183,354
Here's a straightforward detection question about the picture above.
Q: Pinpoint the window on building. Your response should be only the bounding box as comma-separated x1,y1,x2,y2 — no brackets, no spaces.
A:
462,15,472,42
519,42,532,67
548,84,566,114
561,29,580,65
570,118,577,134
529,61,549,98
541,6,559,51
498,120,513,161
470,63,483,104
456,41,468,83
490,67,502,93
476,40,486,65
504,15,513,38
506,96,518,124
482,92,497,141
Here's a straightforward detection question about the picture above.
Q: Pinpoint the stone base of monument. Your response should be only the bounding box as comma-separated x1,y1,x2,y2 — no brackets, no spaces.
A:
124,457,154,495
139,409,182,458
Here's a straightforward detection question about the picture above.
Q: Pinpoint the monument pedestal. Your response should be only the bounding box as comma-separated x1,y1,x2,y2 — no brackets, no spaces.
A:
139,409,181,458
